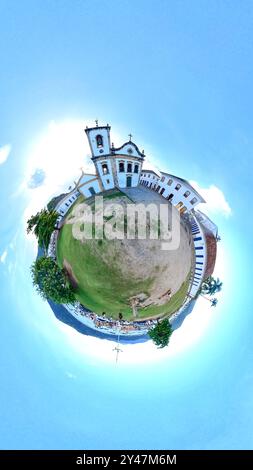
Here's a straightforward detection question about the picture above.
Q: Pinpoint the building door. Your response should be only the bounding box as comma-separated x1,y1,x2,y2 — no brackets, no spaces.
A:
126,176,132,187
88,187,96,196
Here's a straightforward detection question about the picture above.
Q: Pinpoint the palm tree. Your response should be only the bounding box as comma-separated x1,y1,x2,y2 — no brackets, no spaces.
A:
201,276,223,296
200,294,218,307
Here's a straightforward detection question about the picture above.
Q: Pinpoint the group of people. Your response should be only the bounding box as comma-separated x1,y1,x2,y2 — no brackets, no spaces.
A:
76,305,157,334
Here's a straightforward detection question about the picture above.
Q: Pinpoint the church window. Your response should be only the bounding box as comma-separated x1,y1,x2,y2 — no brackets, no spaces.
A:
134,164,139,173
175,183,181,190
119,162,125,172
102,163,109,175
96,134,103,148
184,190,190,198
127,162,132,173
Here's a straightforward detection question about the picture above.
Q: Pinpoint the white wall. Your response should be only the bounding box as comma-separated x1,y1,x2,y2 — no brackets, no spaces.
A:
188,215,207,297
86,127,111,157
78,173,96,186
96,159,115,190
55,190,80,224
116,157,142,188
79,178,101,197
114,142,143,158
140,172,201,211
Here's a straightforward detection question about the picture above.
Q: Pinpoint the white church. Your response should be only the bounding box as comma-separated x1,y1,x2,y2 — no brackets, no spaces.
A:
68,121,205,217
75,122,145,196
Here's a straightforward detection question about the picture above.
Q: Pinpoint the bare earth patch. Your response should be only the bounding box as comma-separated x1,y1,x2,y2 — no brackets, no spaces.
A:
63,259,79,290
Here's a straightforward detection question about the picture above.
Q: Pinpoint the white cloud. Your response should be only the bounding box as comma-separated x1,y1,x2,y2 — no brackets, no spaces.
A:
0,144,11,165
19,120,95,222
0,250,7,264
190,181,232,217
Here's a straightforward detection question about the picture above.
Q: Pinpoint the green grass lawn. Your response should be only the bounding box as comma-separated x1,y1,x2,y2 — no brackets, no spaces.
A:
57,224,152,317
57,191,190,321
136,275,190,320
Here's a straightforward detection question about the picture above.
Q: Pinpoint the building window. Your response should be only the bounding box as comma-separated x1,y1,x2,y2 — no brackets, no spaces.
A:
127,162,132,173
153,175,155,179
161,176,165,182
167,179,173,186
102,163,109,175
96,134,103,148
184,190,190,198
106,179,110,184
134,164,139,173
190,197,197,205
160,188,165,195
119,162,125,172
144,174,146,177
175,183,181,190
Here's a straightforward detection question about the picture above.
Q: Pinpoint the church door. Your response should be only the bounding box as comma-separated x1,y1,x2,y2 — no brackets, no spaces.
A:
126,176,132,187
88,187,96,196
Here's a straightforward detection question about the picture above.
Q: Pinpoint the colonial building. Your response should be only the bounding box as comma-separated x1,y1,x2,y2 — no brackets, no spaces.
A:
76,122,145,197
140,170,205,213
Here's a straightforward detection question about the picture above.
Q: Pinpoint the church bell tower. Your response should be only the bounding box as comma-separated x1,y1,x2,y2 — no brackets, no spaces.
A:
85,121,111,158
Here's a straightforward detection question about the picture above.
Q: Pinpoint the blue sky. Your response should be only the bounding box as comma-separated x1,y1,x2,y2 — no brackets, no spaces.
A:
0,0,253,449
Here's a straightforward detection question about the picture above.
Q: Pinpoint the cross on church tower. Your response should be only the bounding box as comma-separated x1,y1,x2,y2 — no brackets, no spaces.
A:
128,133,132,141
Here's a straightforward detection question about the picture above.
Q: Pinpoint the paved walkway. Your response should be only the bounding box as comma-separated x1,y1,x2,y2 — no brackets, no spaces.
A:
121,185,170,205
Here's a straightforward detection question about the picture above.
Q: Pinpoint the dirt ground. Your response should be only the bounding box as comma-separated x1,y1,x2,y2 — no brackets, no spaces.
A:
69,186,194,309
63,259,79,289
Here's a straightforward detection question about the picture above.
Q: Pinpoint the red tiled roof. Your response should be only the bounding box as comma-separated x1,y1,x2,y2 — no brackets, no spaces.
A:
202,226,217,279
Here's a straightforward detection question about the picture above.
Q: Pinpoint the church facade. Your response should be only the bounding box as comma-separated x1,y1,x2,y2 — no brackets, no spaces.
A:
77,122,145,197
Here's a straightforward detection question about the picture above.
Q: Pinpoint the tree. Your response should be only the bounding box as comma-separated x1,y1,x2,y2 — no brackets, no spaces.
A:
210,298,218,307
31,256,76,304
201,276,223,296
148,318,173,348
27,209,59,252
200,294,218,307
